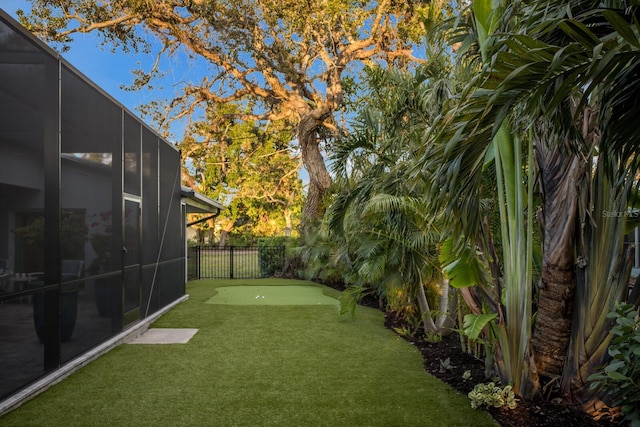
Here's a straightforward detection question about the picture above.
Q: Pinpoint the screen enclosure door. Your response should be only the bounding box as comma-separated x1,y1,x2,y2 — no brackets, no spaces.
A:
122,198,141,326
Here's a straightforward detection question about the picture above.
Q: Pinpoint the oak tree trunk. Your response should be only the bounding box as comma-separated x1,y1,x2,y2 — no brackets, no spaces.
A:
218,231,229,248
298,113,331,235
284,208,292,237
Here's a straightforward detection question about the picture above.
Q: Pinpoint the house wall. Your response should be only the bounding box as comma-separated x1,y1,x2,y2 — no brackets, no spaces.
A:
0,11,185,402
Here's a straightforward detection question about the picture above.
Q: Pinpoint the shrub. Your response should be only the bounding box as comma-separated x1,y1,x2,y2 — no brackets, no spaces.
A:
468,382,518,410
589,303,640,426
257,237,289,277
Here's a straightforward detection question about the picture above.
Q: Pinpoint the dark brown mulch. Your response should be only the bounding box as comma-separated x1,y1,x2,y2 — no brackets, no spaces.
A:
381,312,626,427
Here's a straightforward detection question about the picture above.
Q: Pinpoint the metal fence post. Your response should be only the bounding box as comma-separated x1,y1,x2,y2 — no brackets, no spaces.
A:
197,245,201,280
229,245,234,279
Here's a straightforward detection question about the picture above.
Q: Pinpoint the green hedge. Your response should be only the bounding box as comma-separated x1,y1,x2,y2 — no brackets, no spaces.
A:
257,237,295,277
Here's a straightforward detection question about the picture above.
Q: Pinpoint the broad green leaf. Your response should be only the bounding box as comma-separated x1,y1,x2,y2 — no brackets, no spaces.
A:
482,139,495,170
617,317,636,327
463,313,498,340
473,0,493,35
606,371,631,381
604,359,625,373
473,0,496,59
440,238,485,288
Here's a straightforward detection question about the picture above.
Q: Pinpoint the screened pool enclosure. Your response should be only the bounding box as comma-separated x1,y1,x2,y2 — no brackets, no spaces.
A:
0,9,221,405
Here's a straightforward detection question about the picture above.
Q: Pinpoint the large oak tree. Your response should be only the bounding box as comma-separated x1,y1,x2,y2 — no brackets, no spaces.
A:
19,0,426,231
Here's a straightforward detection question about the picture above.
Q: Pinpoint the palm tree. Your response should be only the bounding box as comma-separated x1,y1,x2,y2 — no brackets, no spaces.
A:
416,0,541,398
328,61,459,336
423,0,640,409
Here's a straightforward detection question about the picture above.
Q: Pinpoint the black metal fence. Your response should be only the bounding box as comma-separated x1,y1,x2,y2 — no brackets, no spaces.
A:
188,245,286,280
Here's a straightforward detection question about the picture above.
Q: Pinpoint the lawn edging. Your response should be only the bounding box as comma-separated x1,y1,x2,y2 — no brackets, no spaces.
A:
0,294,189,416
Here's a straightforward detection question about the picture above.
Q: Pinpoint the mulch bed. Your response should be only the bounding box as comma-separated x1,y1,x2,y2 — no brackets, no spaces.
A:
409,331,622,427
381,311,626,427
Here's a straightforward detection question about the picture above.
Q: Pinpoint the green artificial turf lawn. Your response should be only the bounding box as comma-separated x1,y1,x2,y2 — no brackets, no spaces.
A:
0,279,497,427
206,285,340,306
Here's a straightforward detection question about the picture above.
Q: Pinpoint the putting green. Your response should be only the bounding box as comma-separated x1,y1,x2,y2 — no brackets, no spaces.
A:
205,285,339,306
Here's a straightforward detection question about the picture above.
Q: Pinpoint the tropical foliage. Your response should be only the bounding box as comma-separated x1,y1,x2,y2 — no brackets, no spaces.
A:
322,56,460,336
313,0,640,419
589,303,640,426
418,0,640,412
468,382,518,411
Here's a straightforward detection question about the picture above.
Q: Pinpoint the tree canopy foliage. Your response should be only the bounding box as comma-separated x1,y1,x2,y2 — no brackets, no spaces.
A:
18,0,438,228
182,104,302,244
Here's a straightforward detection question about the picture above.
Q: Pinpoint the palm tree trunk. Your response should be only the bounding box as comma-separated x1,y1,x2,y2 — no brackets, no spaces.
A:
436,279,456,331
531,127,584,378
416,275,456,336
416,280,439,334
531,103,603,385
